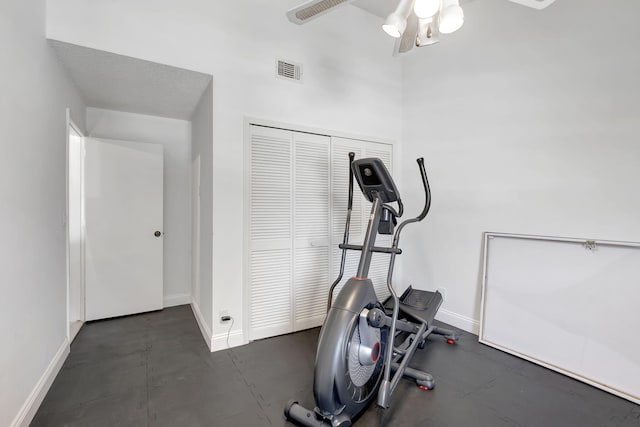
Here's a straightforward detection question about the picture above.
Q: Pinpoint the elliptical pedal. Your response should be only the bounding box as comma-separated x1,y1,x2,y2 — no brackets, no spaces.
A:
400,287,439,310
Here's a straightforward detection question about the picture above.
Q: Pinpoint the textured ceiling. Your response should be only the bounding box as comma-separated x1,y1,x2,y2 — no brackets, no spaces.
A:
50,40,212,120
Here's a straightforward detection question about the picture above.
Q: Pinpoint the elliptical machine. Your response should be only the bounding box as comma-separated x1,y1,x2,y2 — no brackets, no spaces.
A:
285,154,457,427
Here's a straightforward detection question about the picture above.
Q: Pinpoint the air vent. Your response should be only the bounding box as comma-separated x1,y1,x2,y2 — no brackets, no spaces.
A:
276,59,302,82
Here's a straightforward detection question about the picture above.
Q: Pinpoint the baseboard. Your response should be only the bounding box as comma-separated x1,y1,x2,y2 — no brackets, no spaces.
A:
10,338,70,427
435,308,480,336
190,301,212,351
212,329,245,352
163,293,191,308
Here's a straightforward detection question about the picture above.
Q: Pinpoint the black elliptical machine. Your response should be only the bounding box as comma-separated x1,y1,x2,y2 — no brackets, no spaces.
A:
285,154,457,427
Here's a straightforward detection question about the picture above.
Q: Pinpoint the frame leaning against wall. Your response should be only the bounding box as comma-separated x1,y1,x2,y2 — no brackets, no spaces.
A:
479,232,640,405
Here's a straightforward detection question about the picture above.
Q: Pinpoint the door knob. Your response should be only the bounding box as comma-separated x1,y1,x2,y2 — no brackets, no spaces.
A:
154,231,162,237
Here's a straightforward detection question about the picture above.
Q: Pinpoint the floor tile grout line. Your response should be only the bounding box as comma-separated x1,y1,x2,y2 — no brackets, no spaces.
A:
146,331,151,427
227,348,275,426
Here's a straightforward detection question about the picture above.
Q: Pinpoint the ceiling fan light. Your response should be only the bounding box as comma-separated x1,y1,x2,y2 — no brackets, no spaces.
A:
438,1,464,34
414,0,441,19
383,0,415,38
383,13,407,38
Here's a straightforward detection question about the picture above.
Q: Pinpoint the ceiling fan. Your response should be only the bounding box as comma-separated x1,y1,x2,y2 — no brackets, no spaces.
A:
287,0,557,55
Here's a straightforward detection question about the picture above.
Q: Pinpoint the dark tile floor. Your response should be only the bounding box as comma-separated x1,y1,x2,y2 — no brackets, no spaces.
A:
33,305,639,426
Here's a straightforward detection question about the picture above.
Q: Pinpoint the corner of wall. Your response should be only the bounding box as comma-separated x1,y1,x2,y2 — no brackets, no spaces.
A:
190,301,213,351
435,309,480,336
163,293,191,308
211,330,245,352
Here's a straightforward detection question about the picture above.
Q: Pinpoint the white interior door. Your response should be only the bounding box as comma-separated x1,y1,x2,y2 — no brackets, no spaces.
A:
293,131,330,331
247,126,332,338
85,137,164,321
247,126,293,340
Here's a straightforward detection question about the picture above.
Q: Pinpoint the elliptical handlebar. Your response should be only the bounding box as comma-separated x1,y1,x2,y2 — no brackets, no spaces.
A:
347,152,355,210
414,157,432,222
394,157,431,239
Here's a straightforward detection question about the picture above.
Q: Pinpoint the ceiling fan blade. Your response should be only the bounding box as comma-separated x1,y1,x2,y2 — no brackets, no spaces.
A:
506,0,557,10
287,0,358,24
398,11,419,54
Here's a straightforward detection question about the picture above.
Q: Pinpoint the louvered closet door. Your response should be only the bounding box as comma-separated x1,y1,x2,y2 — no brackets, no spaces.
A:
248,126,394,341
330,137,364,303
293,132,331,331
248,126,293,341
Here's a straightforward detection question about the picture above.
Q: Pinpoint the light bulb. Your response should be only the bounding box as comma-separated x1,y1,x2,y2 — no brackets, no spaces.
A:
414,0,441,19
382,0,415,38
438,1,464,34
383,13,407,38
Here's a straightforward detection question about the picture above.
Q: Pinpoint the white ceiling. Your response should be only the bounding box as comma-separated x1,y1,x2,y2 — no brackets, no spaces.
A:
50,40,212,120
352,0,398,18
352,0,476,18
49,0,534,121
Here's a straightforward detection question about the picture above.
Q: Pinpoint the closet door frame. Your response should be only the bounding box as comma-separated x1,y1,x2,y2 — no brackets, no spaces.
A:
243,117,396,343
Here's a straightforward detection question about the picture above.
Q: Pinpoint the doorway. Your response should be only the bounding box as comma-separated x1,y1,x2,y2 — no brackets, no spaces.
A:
67,111,84,342
51,40,214,346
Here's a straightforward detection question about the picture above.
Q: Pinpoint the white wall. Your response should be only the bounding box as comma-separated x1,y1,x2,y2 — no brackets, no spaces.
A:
400,0,640,332
85,107,192,307
47,0,404,345
0,0,86,425
190,82,214,344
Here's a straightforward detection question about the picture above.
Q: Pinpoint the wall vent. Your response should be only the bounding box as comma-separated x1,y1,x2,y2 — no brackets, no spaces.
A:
276,59,302,82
